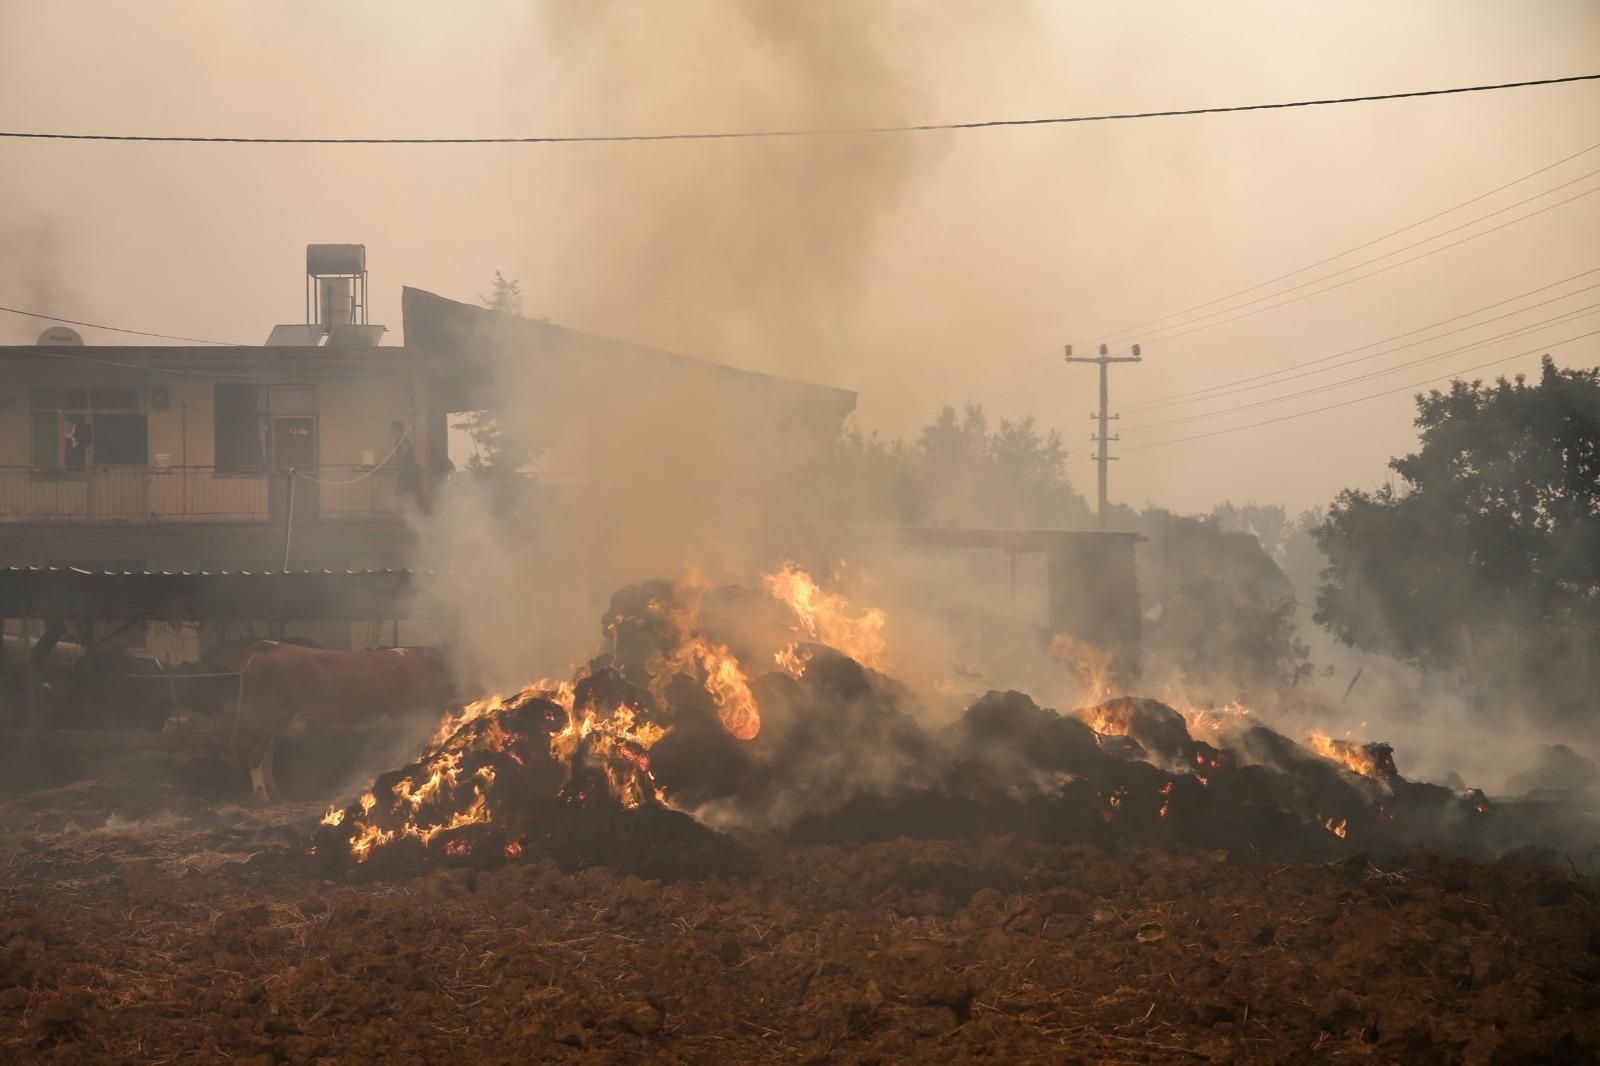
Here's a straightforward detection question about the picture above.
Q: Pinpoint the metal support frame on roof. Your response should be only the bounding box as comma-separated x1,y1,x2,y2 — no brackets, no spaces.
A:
305,244,369,334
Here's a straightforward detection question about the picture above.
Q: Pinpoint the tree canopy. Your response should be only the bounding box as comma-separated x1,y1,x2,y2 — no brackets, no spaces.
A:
1313,356,1600,715
828,404,1093,529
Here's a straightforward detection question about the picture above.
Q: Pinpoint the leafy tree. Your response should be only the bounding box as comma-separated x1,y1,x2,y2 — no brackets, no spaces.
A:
481,271,523,316
1210,502,1293,562
454,273,526,474
827,424,934,525
1313,356,1600,716
826,404,1092,529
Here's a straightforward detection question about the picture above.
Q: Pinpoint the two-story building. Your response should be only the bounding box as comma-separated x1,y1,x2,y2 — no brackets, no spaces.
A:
0,342,437,572
0,245,861,656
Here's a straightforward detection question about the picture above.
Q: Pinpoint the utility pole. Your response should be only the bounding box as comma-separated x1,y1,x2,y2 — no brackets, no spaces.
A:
1064,342,1141,530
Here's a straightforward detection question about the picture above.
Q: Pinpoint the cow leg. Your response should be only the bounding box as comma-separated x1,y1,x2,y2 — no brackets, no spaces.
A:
247,740,281,802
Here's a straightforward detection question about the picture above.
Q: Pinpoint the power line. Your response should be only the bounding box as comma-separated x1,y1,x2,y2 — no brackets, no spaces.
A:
0,345,268,380
0,304,241,346
1125,271,1600,412
980,179,1597,410
1102,140,1600,340
1132,304,1600,431
1135,169,1600,341
2,74,1595,145
978,362,1089,412
962,136,1600,405
1135,184,1600,345
1122,329,1600,452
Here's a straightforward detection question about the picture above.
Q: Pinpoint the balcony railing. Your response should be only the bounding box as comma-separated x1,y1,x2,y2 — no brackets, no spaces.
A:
0,464,415,524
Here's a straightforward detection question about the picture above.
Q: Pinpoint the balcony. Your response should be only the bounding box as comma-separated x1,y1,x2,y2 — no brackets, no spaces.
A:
0,464,413,524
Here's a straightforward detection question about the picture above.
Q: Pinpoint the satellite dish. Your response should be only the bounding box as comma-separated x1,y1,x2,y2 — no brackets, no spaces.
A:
37,326,83,345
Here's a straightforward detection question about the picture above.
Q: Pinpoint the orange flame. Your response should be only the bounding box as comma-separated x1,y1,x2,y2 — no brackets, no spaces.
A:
1309,731,1380,778
677,636,761,741
763,562,887,670
774,642,812,678
329,564,895,865
1051,634,1113,704
1078,702,1133,737
1176,699,1253,738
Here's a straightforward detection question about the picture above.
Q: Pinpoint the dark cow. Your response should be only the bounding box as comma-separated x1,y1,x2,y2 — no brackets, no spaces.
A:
233,641,456,801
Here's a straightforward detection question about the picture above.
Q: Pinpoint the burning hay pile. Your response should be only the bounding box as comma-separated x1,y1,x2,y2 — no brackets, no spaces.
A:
2,564,1595,1063
311,564,1523,877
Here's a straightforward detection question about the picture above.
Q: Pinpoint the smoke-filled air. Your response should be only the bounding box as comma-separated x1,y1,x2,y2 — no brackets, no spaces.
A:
0,2,1596,1062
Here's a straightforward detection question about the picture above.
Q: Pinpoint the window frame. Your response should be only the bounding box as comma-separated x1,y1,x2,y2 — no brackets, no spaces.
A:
30,386,147,469
212,384,319,473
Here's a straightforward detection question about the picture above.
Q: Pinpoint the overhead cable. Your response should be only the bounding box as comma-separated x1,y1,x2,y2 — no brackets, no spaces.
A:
1138,184,1600,345
967,137,1600,403
979,186,1599,410
1,74,1595,145
1102,140,1600,339
1132,304,1600,431
0,303,241,345
1122,330,1600,452
1135,170,1600,341
1125,270,1600,412
0,344,273,379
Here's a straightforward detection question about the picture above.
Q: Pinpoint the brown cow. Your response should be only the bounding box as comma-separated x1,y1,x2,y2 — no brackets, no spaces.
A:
233,641,456,801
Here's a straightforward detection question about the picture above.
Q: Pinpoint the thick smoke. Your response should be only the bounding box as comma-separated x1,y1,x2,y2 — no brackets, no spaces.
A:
392,3,1594,832
406,2,964,691
522,0,946,380
1204,503,1600,798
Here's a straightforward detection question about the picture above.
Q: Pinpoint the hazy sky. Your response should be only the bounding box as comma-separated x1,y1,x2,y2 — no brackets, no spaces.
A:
2,1,1596,514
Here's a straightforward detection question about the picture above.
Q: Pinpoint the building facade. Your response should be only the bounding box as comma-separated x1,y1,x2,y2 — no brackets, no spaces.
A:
0,344,436,573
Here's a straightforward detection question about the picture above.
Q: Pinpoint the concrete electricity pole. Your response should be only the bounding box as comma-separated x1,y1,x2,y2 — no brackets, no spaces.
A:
1064,342,1141,530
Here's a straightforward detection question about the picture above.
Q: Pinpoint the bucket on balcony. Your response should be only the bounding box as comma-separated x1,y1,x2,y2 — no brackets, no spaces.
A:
152,452,172,470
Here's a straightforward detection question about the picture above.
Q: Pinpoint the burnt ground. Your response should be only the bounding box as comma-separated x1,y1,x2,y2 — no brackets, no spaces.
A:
0,749,1597,1064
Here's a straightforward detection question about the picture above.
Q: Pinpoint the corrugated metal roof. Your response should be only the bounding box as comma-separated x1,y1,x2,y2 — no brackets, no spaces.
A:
2,566,433,577
0,566,435,621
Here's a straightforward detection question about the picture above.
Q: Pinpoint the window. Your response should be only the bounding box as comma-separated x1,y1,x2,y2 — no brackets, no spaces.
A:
31,388,147,467
213,385,318,470
214,385,266,470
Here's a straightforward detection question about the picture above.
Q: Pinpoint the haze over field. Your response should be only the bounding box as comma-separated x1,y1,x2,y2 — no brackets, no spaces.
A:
2,1,1596,513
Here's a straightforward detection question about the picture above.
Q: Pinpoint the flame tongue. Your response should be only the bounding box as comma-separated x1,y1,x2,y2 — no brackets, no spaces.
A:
763,561,887,671
323,569,788,865
1309,731,1397,784
660,636,761,741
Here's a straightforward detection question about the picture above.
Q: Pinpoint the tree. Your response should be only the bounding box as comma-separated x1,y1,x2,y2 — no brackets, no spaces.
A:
454,273,526,475
1313,357,1600,716
481,271,523,316
825,404,1092,529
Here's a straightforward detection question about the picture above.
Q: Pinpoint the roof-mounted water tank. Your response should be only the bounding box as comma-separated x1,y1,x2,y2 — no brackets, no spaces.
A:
305,243,371,335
